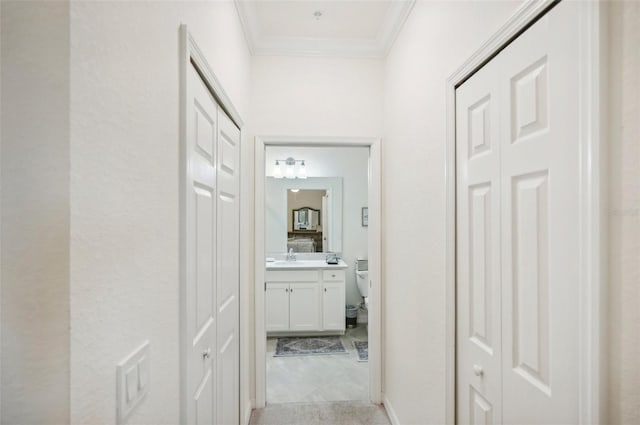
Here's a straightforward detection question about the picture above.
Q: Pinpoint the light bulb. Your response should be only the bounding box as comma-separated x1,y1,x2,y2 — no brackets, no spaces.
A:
273,160,282,178
298,161,307,179
286,162,295,179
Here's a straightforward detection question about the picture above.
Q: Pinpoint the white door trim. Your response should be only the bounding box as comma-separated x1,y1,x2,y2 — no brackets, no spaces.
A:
444,2,606,424
179,25,245,424
254,135,382,408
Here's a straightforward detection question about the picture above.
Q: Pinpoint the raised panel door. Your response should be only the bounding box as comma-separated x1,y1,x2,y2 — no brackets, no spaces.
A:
185,63,217,425
265,283,290,332
322,281,345,331
499,2,580,422
456,54,503,425
215,109,241,425
289,283,321,332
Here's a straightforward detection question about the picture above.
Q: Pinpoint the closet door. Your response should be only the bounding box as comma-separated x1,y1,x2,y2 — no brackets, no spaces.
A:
456,57,503,425
216,109,241,425
456,1,581,423
499,2,580,423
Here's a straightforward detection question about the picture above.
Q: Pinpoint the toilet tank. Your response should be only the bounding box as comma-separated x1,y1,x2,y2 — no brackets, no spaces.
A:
356,260,368,298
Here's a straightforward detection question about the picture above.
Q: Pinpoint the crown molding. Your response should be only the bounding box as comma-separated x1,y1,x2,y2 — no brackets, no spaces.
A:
234,0,415,58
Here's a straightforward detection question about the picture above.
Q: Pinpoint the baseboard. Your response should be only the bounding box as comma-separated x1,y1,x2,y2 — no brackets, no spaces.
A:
243,399,254,425
382,394,400,425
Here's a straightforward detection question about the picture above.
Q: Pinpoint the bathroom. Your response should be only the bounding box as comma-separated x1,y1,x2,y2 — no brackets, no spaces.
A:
262,145,371,404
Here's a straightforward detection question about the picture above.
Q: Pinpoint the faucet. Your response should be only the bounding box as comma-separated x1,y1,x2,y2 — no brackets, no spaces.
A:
326,252,340,264
287,248,297,261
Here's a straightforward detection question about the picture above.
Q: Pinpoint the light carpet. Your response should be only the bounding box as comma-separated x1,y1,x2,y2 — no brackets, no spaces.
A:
249,401,391,425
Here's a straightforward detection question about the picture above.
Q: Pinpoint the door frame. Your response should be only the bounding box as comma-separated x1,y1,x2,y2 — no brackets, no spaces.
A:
179,25,245,424
444,1,606,424
254,136,382,408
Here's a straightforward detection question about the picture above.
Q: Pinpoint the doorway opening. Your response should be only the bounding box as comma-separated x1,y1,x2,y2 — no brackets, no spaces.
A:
254,137,382,408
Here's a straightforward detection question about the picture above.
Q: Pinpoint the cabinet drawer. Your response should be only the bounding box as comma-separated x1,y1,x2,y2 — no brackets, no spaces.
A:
322,270,345,282
266,270,319,282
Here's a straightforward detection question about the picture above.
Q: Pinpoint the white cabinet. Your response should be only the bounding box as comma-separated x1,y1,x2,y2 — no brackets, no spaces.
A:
265,269,346,333
289,283,320,331
322,282,346,331
265,283,289,332
321,270,346,331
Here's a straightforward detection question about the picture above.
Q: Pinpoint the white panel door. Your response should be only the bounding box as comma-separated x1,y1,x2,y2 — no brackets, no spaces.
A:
456,56,503,425
322,281,346,331
265,283,290,332
216,108,241,425
499,2,579,423
185,63,217,425
289,283,320,331
456,2,580,423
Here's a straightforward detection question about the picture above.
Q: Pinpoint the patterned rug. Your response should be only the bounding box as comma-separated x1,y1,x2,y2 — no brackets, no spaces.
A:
274,336,347,357
353,341,368,362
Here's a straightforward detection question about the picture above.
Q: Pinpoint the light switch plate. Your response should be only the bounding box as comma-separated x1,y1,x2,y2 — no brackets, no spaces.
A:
117,341,150,424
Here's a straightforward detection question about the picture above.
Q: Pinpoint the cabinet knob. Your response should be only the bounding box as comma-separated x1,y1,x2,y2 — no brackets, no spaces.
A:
324,288,327,292
473,365,484,377
203,348,212,360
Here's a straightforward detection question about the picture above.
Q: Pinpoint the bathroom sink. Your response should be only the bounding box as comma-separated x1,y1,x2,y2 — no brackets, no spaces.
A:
266,259,348,270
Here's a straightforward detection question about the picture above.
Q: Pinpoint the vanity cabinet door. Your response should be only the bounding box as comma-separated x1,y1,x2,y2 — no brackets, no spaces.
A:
322,281,346,331
288,283,321,331
265,283,290,332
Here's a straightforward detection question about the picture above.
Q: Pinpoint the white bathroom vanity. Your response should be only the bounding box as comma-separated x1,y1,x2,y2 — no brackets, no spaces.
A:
265,260,348,335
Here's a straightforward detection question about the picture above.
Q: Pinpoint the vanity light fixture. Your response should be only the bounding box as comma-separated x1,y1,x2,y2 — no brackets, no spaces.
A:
290,189,300,193
273,157,307,179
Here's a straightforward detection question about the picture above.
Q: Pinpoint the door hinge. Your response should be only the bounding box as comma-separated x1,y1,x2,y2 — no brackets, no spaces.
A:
264,281,266,291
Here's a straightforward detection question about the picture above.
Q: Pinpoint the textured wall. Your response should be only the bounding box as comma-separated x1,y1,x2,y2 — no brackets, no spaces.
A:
607,2,640,424
251,55,383,137
382,1,520,423
1,1,70,423
69,2,252,423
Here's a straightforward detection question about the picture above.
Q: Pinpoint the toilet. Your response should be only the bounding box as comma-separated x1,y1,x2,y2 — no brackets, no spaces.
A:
355,259,369,309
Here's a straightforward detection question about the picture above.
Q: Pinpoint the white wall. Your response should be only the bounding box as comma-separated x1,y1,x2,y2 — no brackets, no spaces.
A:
69,2,252,423
607,2,640,423
251,56,383,137
382,1,521,423
265,147,369,306
1,1,70,423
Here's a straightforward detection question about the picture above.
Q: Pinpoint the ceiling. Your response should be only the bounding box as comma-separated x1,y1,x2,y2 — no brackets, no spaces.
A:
235,0,416,58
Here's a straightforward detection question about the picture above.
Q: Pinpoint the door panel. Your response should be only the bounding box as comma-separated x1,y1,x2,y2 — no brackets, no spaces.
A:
322,281,345,331
216,109,240,425
186,63,217,425
457,56,502,425
500,2,579,423
289,283,320,331
265,283,290,331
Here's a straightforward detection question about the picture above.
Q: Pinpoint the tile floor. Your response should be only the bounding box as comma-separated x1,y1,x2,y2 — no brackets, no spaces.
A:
266,325,369,404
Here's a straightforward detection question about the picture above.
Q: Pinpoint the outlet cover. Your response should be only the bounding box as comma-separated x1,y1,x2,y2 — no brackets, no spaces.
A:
117,341,150,424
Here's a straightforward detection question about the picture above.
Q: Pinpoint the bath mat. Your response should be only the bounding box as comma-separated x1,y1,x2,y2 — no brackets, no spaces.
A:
353,341,368,362
274,336,347,357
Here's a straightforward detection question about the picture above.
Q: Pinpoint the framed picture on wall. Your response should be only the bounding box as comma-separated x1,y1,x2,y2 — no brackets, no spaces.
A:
362,207,368,227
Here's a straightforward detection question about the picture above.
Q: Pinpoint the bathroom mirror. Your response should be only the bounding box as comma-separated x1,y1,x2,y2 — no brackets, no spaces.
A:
265,177,343,253
292,207,320,230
